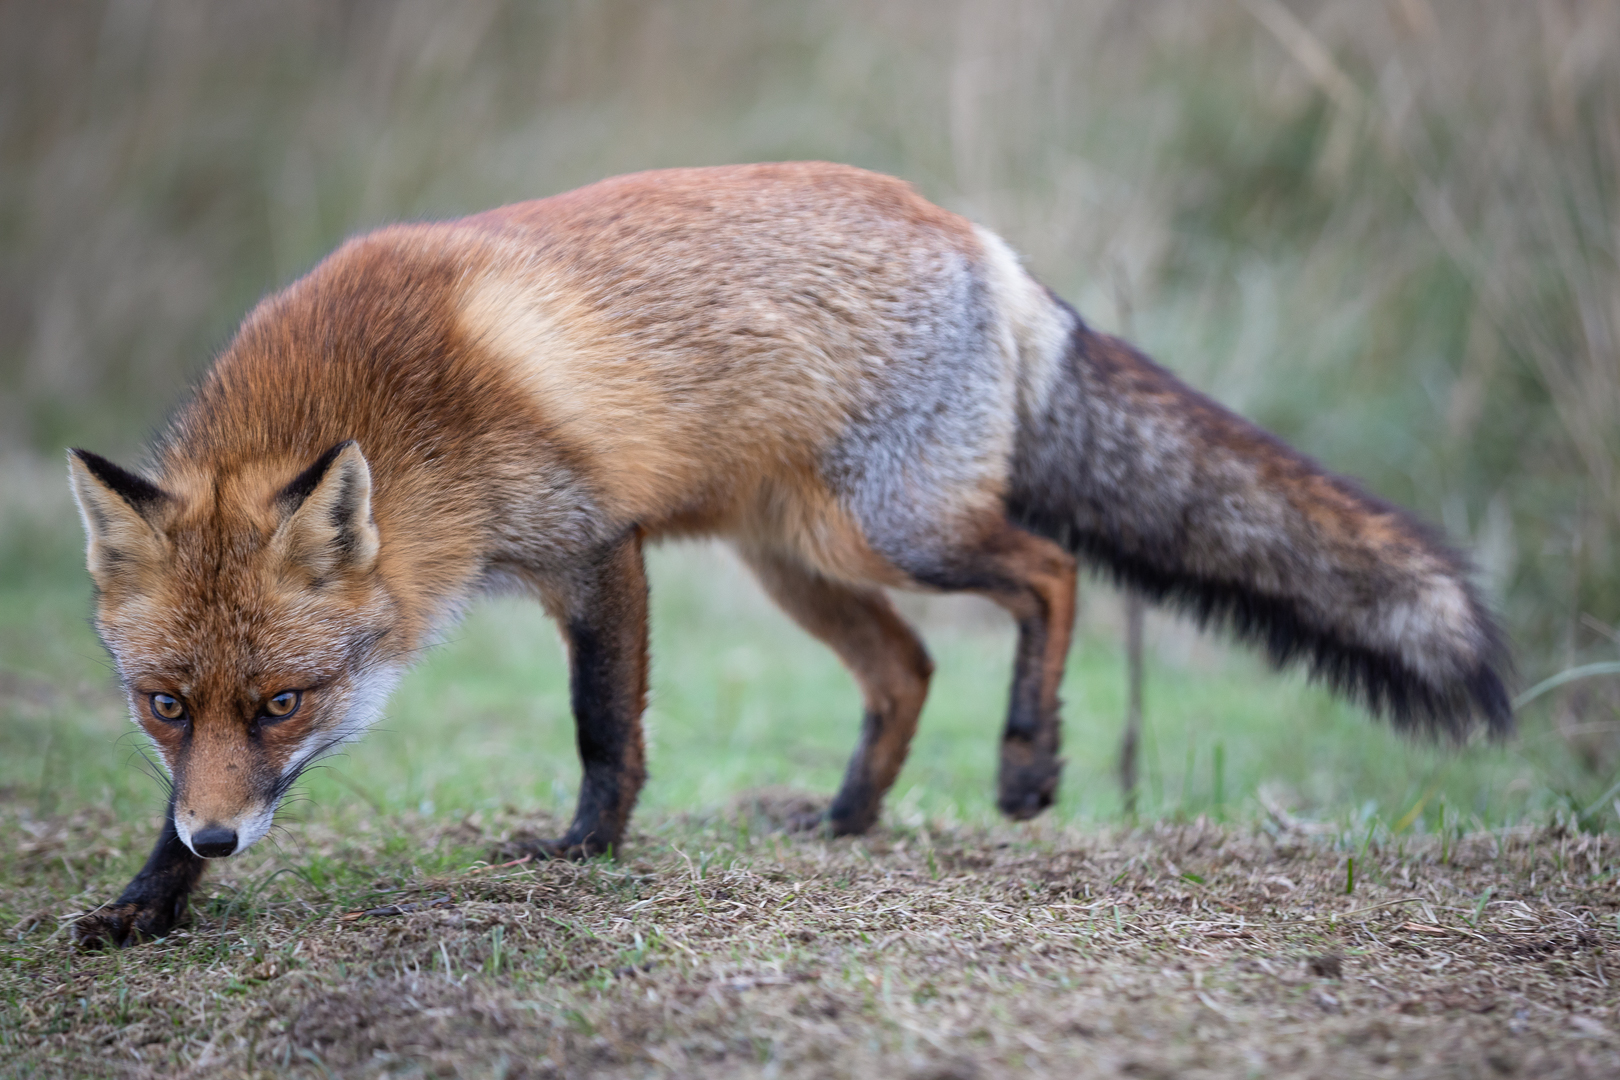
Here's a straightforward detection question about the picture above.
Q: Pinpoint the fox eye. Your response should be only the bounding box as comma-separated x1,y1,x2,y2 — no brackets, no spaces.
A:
149,693,186,722
262,690,301,720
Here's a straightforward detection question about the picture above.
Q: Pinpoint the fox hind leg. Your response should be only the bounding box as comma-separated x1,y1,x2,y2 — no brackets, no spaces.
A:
740,546,934,836
900,520,1079,821
982,527,1079,819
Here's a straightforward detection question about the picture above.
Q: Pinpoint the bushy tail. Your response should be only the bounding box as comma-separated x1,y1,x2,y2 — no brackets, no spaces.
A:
1008,317,1512,739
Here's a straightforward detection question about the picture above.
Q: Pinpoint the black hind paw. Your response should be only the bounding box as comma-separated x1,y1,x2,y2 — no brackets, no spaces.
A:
998,741,1063,821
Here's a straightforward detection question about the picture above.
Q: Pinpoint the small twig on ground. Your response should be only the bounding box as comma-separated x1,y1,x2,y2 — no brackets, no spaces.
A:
466,855,534,876
340,895,453,921
1120,592,1144,816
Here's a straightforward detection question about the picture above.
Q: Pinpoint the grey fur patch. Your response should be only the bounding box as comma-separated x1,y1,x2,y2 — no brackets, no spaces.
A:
823,246,1012,576
481,458,610,578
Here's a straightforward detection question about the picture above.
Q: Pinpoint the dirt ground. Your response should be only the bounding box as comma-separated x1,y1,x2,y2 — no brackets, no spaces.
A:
4,792,1619,1079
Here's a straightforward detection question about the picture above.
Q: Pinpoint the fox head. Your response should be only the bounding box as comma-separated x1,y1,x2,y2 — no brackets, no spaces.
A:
68,441,403,859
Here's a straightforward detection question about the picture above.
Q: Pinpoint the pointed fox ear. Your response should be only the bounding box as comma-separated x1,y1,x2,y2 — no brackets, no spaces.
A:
67,449,172,595
272,441,380,578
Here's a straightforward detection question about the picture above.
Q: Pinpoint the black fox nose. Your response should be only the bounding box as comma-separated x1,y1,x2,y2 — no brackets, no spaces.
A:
191,825,238,858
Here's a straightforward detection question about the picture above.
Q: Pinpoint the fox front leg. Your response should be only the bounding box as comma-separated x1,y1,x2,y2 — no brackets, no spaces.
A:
508,531,650,861
74,796,207,949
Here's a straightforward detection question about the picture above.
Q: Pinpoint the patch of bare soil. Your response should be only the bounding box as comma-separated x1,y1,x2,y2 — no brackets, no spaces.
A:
3,796,1618,1078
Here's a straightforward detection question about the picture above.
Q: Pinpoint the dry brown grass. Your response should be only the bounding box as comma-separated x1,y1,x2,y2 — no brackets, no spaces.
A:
4,791,1618,1078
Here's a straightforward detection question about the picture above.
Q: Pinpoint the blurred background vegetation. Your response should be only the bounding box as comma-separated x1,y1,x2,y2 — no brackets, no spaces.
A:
3,0,1620,830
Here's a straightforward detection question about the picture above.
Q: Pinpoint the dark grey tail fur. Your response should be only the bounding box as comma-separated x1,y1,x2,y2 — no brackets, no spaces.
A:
1007,315,1512,739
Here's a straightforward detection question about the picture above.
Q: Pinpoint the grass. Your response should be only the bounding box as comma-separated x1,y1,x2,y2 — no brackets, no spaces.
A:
3,797,1618,1077
3,481,1620,1076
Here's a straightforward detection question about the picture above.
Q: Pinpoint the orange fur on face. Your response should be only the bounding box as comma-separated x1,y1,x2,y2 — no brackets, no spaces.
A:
73,442,401,851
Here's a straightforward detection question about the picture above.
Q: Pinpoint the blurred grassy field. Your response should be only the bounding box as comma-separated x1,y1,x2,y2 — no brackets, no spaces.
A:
3,0,1620,830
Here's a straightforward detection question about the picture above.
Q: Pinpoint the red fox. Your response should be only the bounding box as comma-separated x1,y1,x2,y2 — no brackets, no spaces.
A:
68,162,1510,947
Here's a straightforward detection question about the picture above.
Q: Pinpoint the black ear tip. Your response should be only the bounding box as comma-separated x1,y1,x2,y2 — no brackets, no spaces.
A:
69,449,168,511
277,439,361,512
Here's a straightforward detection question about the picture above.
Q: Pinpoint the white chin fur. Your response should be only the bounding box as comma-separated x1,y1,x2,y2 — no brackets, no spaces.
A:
233,803,277,854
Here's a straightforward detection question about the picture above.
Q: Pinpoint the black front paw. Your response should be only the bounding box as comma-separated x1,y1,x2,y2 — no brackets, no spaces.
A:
75,809,206,949
73,894,186,950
